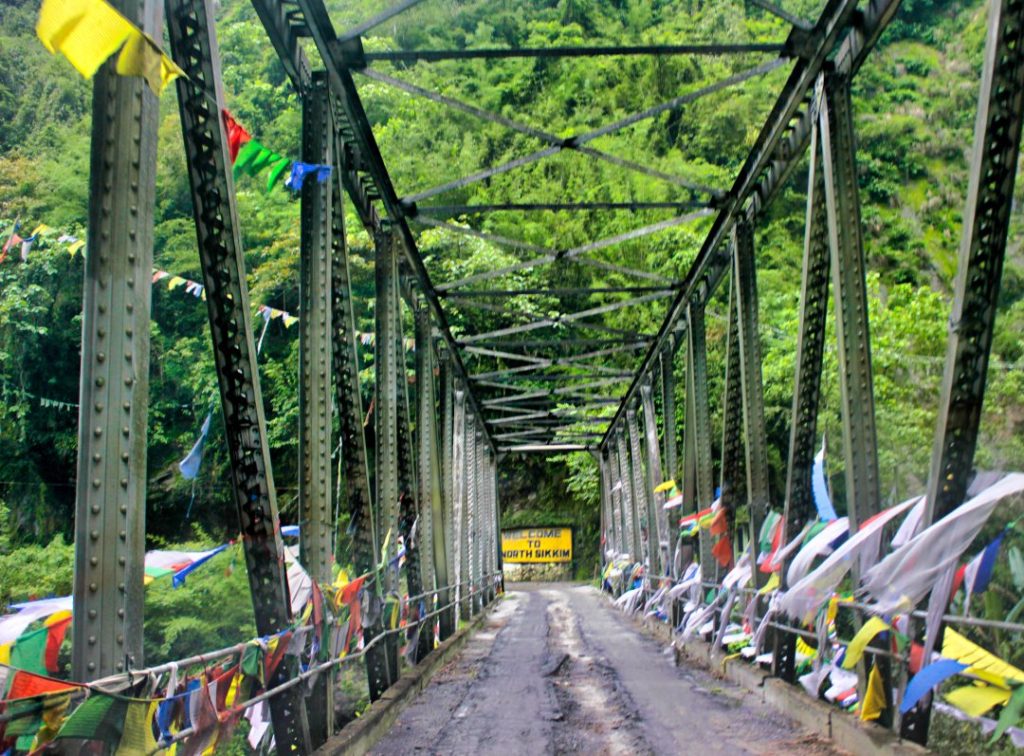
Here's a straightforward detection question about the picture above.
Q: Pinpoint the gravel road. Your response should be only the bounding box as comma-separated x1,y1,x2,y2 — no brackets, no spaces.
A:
370,582,843,755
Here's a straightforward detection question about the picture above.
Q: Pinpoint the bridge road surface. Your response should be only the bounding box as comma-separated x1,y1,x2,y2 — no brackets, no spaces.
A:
371,583,843,755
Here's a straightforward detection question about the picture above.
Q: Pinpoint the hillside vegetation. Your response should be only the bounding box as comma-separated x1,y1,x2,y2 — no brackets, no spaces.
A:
0,0,1021,611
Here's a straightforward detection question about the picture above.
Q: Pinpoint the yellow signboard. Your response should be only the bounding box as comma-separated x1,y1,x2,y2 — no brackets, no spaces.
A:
501,528,572,563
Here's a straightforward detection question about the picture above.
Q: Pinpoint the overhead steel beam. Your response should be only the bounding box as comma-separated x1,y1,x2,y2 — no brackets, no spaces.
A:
165,0,310,749
339,0,428,40
401,60,781,205
72,0,159,683
498,444,593,453
599,0,900,451
361,67,718,195
416,202,708,215
291,0,496,455
444,286,675,298
248,0,312,91
354,42,787,63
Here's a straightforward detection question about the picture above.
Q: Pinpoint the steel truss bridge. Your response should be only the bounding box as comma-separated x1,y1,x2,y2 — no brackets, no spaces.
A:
57,0,1023,751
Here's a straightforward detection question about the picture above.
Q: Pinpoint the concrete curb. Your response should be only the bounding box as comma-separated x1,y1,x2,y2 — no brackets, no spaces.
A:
614,595,929,756
315,603,497,755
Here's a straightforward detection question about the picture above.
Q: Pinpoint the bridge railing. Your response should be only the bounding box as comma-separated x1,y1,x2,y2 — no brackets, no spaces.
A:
597,0,1024,747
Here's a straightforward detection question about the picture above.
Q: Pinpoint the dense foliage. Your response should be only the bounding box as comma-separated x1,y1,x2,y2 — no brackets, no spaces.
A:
0,0,1022,669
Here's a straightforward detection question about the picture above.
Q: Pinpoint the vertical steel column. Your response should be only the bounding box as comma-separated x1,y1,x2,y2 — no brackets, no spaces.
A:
687,303,716,575
72,0,159,681
775,122,831,684
626,407,650,568
299,75,333,586
165,0,310,749
465,413,480,613
413,302,438,661
493,452,505,593
732,222,772,588
608,443,624,558
298,74,334,749
820,72,881,530
328,153,388,700
640,384,670,575
453,389,470,620
660,346,679,487
374,226,401,681
396,283,427,664
718,276,746,579
599,450,614,560
482,448,494,601
924,0,1024,526
904,1,1024,742
438,351,456,639
615,430,637,562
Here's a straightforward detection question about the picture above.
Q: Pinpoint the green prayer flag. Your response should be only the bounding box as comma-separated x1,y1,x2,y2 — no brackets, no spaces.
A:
55,692,127,747
233,139,263,177
989,685,1024,744
10,626,49,676
267,158,291,192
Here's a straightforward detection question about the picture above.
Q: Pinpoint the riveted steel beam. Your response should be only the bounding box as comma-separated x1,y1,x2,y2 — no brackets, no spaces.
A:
374,226,402,684
357,42,786,64
599,0,901,451
298,74,334,748
438,350,456,640
687,304,715,515
72,0,159,682
165,0,310,749
453,388,470,620
717,277,745,581
641,384,670,575
299,76,334,589
732,221,772,589
820,72,880,531
906,0,1024,742
329,138,389,701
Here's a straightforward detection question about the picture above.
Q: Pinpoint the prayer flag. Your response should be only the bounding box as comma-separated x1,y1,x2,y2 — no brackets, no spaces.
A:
20,235,37,261
812,439,837,521
860,664,887,721
945,684,1012,718
900,659,968,714
284,161,332,192
115,30,183,95
37,0,135,79
222,110,251,163
955,530,1006,614
178,412,212,480
841,616,890,670
67,239,85,256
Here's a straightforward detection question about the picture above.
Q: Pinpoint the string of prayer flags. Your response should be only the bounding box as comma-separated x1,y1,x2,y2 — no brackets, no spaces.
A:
284,162,332,193
233,138,291,192
36,0,183,95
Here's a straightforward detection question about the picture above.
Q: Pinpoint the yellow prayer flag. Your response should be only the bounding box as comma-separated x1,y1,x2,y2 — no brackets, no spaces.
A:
0,642,10,664
167,276,187,290
943,627,1024,685
67,239,85,256
44,609,72,627
283,314,299,328
795,637,817,659
842,616,890,670
859,664,886,721
944,684,1013,718
654,480,676,493
757,571,780,595
116,31,184,95
114,700,158,756
32,224,54,236
37,0,135,79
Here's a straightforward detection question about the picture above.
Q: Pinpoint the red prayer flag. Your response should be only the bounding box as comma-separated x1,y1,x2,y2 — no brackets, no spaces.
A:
222,110,251,163
709,507,729,537
44,617,72,674
712,535,733,568
5,669,78,700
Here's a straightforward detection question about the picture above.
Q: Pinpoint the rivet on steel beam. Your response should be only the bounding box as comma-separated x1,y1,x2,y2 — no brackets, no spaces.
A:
89,582,97,592
90,531,99,540
96,378,105,388
122,426,130,436
92,479,101,489
97,352,106,363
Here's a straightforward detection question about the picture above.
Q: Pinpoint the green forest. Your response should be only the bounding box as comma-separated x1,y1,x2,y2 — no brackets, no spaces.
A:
0,0,1023,689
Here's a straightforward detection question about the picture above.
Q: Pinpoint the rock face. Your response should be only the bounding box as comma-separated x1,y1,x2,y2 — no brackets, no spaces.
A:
502,562,572,582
